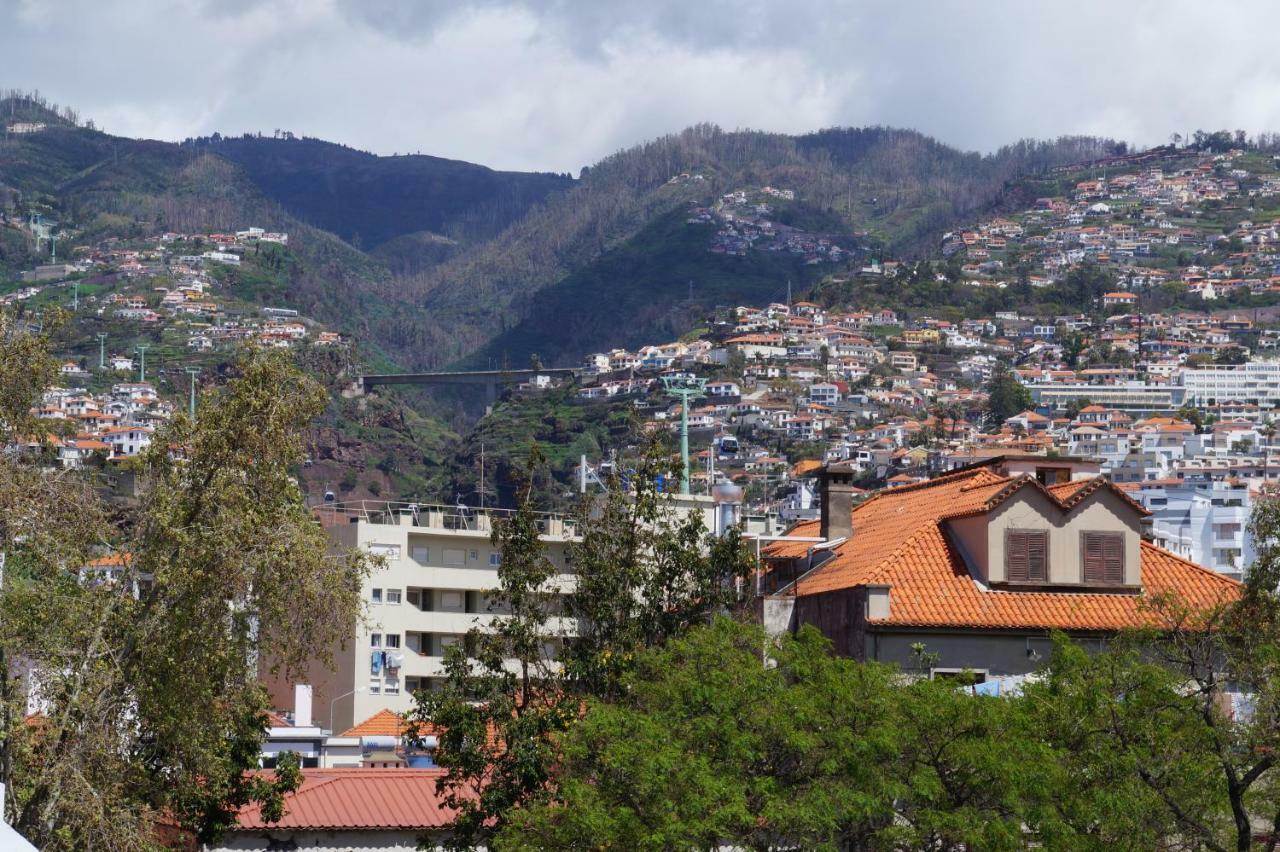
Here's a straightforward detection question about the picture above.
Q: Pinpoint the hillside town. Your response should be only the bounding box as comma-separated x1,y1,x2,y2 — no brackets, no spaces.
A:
11,12,1280,843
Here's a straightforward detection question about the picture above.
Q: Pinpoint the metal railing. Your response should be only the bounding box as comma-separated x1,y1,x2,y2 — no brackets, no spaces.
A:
314,499,579,537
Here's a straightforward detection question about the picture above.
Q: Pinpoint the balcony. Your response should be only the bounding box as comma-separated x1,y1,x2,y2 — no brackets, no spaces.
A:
315,499,580,539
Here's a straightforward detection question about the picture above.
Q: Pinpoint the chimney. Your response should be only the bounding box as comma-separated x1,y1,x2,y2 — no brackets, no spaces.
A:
820,462,856,542
294,684,313,728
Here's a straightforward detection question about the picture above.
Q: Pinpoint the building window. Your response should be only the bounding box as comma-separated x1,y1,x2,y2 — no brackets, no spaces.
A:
371,588,383,604
469,549,479,562
384,678,400,695
385,633,401,649
1082,532,1125,584
443,548,465,567
386,588,402,605
1005,530,1048,583
489,552,501,567
368,679,381,695
410,545,429,564
371,632,382,648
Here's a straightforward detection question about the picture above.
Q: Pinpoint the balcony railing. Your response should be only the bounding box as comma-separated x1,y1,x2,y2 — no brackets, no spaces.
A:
315,499,579,538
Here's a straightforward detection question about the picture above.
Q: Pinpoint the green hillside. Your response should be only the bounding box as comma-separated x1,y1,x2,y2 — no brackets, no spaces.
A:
385,125,1122,370
202,135,574,251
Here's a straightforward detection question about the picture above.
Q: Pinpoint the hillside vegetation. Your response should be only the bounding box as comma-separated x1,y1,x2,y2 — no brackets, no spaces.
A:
385,125,1121,369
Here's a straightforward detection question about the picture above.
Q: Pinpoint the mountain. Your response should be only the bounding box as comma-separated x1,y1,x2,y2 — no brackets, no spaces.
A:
381,125,1122,369
3,96,1121,373
200,135,574,253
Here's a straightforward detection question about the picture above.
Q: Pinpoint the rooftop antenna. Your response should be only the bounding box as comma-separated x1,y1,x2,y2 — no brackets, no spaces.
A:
661,374,707,495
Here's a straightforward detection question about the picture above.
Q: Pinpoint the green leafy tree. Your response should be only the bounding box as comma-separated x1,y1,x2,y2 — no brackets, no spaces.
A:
562,443,755,699
410,451,573,849
503,620,1069,851
983,364,1033,429
0,338,369,849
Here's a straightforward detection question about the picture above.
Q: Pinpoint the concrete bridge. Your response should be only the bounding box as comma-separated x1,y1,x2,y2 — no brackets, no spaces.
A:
356,368,580,406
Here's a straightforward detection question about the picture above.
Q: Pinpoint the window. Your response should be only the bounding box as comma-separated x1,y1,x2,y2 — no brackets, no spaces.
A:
1082,532,1125,585
386,588,402,605
469,549,479,562
410,545,429,564
384,678,400,695
443,548,466,567
370,632,382,648
385,633,401,649
372,588,384,604
489,552,502,567
1005,530,1048,583
368,679,381,695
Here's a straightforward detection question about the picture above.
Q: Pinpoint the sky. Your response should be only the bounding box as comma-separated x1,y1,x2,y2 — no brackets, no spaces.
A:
5,0,1280,173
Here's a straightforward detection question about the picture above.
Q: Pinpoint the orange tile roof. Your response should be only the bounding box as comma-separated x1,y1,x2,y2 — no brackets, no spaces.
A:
235,768,461,830
341,708,421,738
769,468,1239,631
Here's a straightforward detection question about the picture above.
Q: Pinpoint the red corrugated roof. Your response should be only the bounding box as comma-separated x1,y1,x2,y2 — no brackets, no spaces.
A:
236,768,463,830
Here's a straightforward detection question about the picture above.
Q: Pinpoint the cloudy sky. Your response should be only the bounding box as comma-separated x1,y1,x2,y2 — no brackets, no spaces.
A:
5,0,1280,173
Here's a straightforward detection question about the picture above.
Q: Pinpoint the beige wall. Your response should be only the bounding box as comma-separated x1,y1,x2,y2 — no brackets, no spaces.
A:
948,514,991,584
984,488,1141,586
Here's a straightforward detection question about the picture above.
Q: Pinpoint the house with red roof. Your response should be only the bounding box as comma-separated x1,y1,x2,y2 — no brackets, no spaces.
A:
759,458,1240,688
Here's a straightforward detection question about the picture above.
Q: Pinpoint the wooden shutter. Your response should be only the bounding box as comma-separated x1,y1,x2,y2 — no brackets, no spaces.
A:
1083,532,1124,584
1102,533,1124,584
1006,531,1047,582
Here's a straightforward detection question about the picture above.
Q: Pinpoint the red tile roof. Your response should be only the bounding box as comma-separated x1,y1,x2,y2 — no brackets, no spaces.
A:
766,468,1240,631
235,768,462,830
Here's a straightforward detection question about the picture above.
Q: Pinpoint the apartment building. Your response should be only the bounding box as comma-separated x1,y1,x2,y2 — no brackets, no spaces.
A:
304,501,581,734
1179,360,1280,408
1133,478,1255,579
297,494,736,734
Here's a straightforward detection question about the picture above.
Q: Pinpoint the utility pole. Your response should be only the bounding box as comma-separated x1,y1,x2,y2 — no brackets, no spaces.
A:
186,367,200,417
71,279,78,312
96,332,107,369
661,374,707,495
135,344,149,383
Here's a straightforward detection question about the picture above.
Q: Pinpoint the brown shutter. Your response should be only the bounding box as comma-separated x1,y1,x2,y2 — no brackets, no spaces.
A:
1102,534,1124,584
1083,533,1104,583
1083,532,1124,584
1006,531,1047,582
1007,532,1029,582
1027,531,1047,581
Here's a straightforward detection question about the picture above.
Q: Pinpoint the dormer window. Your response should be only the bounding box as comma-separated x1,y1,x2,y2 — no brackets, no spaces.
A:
1005,530,1047,582
1082,532,1125,585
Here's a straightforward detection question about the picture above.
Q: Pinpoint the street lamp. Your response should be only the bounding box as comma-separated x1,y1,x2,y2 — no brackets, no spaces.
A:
328,686,364,733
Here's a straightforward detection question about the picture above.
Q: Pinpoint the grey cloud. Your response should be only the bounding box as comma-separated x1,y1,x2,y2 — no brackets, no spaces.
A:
4,0,1280,172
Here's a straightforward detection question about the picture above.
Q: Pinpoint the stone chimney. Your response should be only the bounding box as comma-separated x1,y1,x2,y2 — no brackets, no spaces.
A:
820,462,856,542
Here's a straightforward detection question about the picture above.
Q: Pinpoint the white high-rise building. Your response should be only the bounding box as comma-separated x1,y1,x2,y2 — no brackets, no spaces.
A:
294,501,581,734
1179,361,1280,409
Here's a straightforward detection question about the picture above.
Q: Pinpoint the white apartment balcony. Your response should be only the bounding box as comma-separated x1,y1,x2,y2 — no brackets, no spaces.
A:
316,500,580,541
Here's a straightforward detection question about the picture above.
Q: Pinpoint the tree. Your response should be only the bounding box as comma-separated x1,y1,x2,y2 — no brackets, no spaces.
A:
411,451,572,849
503,620,1070,851
562,443,756,700
983,364,1033,429
0,339,370,849
1064,397,1093,420
412,442,756,847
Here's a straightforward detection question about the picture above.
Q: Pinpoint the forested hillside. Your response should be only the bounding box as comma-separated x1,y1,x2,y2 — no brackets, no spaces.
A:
384,125,1121,369
201,134,574,253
